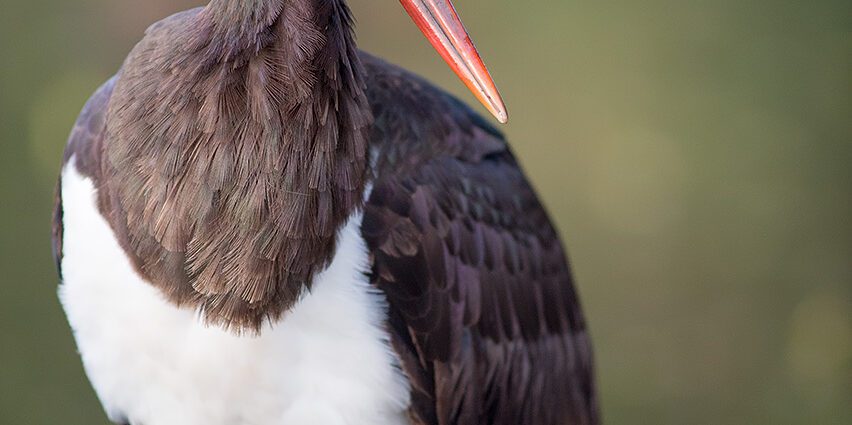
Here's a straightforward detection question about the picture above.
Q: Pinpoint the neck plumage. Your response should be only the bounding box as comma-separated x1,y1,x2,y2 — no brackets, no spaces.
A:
105,0,370,332
207,0,285,37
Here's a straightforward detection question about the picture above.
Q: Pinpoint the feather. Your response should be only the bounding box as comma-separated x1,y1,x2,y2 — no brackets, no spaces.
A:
362,54,599,424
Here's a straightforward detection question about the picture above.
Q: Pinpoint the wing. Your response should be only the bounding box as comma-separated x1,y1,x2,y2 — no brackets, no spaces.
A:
53,77,116,278
361,54,599,425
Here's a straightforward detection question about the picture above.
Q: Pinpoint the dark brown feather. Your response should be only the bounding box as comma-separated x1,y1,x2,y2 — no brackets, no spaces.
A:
361,54,599,425
55,0,370,332
51,179,63,275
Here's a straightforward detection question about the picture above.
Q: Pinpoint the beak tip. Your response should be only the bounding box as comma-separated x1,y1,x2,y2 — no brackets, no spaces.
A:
499,109,509,124
402,0,508,124
491,104,509,124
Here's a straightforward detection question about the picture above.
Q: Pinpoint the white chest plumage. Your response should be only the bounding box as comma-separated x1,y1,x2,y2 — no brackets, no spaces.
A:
59,159,411,425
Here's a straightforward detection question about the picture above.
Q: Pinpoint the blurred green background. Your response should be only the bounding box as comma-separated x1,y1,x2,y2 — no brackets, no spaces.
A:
1,0,850,423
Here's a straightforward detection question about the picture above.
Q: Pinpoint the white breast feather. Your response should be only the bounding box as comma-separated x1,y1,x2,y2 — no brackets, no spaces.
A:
59,158,411,425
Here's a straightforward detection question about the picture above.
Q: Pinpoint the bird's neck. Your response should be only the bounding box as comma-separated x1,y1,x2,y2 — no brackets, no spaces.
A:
104,0,371,331
202,0,345,60
195,0,367,111
203,0,286,59
184,0,371,328
207,0,285,30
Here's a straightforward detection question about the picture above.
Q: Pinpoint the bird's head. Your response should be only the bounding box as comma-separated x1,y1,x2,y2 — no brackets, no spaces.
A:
399,0,508,123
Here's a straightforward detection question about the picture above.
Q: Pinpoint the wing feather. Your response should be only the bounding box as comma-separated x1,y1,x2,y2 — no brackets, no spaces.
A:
362,53,598,425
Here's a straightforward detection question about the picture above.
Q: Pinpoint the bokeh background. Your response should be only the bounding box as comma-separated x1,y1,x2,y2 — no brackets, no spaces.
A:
1,0,850,423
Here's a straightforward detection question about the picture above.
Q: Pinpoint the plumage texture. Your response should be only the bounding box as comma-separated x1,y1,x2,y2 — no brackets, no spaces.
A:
84,1,370,331
361,56,598,425
53,1,598,423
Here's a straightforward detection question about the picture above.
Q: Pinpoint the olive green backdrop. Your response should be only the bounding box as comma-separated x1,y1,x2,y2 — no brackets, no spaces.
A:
1,1,850,424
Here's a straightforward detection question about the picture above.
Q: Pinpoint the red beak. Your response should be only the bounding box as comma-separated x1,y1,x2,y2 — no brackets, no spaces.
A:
400,0,508,123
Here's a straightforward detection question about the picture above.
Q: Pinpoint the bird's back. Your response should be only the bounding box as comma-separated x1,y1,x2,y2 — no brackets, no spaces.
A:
360,53,599,425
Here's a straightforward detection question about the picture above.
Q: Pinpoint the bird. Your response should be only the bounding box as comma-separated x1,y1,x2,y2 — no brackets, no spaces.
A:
52,0,598,424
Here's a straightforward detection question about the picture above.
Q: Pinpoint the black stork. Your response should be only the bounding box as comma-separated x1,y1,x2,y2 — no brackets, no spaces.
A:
53,0,598,424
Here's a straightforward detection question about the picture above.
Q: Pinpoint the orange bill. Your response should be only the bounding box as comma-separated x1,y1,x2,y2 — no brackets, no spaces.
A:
399,0,509,123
